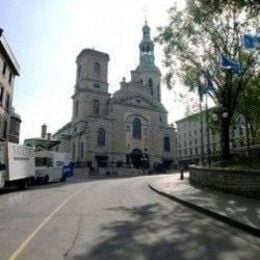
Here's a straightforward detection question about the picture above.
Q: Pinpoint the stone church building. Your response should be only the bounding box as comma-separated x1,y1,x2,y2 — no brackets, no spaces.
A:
69,22,176,169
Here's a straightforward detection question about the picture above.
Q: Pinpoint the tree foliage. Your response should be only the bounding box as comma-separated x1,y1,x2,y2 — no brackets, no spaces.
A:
237,73,260,144
156,0,260,161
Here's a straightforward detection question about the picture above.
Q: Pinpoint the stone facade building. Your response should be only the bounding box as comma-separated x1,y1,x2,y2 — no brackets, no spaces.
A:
0,28,21,143
70,22,176,169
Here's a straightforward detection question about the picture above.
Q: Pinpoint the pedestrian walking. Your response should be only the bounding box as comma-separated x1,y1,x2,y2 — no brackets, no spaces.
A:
180,165,184,180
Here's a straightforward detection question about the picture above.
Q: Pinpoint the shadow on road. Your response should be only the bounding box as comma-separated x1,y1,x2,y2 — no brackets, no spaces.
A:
72,203,259,260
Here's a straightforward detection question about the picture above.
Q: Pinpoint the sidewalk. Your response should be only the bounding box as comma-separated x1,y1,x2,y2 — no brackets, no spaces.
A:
149,172,260,237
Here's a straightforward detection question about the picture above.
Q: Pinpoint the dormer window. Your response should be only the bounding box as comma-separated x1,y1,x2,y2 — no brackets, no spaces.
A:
94,62,101,77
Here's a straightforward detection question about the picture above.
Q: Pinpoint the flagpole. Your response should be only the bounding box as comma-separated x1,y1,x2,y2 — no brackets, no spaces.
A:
205,92,211,166
199,96,205,165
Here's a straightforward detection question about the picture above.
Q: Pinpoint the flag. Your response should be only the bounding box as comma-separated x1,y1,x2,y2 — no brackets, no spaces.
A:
243,34,260,49
198,83,205,102
220,53,243,75
243,34,256,49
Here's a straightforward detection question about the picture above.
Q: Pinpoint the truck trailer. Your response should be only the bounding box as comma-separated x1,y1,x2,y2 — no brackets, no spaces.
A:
0,142,35,190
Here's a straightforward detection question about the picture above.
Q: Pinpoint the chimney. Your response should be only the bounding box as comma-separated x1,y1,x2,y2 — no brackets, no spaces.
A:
47,133,51,141
41,124,47,138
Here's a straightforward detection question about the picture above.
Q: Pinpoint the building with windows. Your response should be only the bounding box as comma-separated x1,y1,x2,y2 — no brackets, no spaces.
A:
176,109,248,165
69,22,176,169
0,28,21,143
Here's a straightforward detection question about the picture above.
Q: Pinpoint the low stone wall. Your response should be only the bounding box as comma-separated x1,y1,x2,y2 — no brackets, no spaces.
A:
189,166,260,199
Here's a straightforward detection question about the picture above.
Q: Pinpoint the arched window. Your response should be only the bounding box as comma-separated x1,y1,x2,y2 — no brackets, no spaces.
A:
80,142,84,159
133,118,142,139
75,101,79,117
157,84,161,101
72,143,76,161
148,78,153,96
164,136,170,152
77,65,81,80
97,128,105,146
93,99,100,114
94,62,101,77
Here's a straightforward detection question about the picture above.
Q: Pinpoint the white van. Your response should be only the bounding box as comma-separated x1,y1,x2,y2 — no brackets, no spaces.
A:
34,151,72,183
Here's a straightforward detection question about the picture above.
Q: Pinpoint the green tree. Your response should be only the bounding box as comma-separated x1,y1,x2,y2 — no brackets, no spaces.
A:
237,74,260,145
156,0,260,162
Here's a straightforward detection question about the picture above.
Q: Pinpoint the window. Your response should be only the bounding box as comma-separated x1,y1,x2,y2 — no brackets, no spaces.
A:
5,94,10,110
75,101,79,117
157,84,160,101
133,118,141,139
94,83,100,89
8,71,13,84
77,65,81,80
97,128,105,146
80,142,84,159
164,136,170,152
140,79,143,85
0,85,4,104
93,99,100,114
3,119,7,138
72,143,76,161
2,62,7,76
94,62,101,77
148,78,153,96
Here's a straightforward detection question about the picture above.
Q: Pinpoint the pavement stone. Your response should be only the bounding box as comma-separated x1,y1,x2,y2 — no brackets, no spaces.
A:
149,172,260,236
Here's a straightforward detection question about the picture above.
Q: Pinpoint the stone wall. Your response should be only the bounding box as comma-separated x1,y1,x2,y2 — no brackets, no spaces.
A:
189,166,260,199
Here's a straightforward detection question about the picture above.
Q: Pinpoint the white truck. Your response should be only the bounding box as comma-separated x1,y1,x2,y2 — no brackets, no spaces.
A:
0,142,35,190
34,151,72,183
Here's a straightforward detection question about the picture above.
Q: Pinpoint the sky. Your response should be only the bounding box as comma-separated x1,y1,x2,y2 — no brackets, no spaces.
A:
1,0,190,142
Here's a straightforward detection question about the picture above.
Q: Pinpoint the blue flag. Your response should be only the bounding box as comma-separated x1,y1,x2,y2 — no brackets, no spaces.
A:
205,70,214,92
243,34,256,49
220,53,243,75
243,34,260,49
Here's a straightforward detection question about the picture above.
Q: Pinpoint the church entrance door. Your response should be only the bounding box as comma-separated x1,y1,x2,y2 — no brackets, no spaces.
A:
130,149,143,168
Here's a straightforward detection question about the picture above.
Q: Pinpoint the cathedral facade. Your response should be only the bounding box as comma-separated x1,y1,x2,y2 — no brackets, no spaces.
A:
71,22,176,169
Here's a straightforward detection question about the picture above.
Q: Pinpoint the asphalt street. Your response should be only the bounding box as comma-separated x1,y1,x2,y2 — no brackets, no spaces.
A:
0,174,260,260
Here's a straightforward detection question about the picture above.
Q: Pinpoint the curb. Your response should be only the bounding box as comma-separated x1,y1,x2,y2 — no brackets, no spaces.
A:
148,184,260,239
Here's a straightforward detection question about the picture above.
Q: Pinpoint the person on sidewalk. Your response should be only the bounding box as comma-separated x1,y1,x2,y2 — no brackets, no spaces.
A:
180,165,184,180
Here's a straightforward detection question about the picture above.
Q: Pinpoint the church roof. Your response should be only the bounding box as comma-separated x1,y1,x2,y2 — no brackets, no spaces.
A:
135,62,161,74
111,84,167,112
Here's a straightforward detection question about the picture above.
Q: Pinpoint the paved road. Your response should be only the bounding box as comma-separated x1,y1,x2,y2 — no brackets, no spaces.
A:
0,174,259,260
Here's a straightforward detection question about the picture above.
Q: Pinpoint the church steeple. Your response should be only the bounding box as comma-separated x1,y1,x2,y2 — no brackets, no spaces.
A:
139,20,155,66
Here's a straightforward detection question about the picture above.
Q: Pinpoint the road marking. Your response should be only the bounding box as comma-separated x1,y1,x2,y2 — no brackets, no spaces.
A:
8,187,85,260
